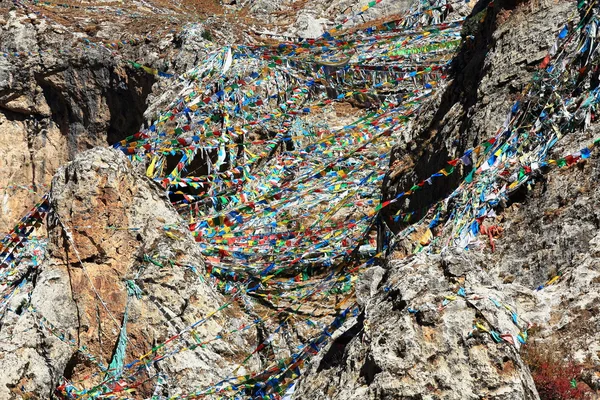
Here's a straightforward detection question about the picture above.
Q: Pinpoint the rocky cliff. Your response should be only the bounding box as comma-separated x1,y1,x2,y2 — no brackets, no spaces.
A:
0,6,152,231
1,0,600,399
320,0,600,398
0,147,261,398
0,0,229,231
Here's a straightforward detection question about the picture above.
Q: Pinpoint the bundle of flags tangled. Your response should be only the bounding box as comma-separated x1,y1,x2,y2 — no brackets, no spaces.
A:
1,0,600,398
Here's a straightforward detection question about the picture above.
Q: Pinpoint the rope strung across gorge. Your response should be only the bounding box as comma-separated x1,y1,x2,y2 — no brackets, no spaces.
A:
2,0,600,398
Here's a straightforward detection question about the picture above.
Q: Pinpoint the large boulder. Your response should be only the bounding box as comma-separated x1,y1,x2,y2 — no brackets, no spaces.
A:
0,147,259,398
292,252,540,399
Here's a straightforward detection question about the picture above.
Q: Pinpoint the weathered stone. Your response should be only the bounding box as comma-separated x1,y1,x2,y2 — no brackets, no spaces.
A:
0,147,259,398
293,254,540,400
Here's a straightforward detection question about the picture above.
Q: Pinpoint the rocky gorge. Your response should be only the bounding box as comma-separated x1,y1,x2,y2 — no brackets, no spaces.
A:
1,0,600,399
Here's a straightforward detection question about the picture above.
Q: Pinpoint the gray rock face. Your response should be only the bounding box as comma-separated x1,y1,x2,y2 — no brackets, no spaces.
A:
0,3,221,231
484,154,600,391
293,253,540,400
382,0,577,222
0,147,259,399
0,9,156,231
0,11,157,141
294,162,600,398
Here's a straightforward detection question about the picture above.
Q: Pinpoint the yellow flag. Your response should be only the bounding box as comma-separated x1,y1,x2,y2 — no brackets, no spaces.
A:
147,156,158,178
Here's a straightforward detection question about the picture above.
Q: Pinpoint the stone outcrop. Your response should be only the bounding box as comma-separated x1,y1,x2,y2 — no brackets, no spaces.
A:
382,0,577,225
0,4,218,232
293,252,541,399
0,9,156,231
296,161,600,396
0,147,259,399
485,150,600,390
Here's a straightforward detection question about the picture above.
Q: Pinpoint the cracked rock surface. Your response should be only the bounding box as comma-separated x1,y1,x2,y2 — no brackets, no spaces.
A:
293,252,540,400
0,147,259,399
